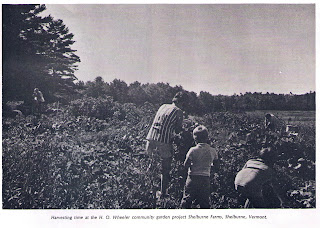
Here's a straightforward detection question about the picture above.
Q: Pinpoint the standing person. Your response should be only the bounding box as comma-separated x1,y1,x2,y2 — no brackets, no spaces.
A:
234,147,287,208
146,91,188,198
180,125,219,209
33,88,45,115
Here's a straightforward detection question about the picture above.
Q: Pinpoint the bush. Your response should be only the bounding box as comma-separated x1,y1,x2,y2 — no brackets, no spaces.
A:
70,96,121,120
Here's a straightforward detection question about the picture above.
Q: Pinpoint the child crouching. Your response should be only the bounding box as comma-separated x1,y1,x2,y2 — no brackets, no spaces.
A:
180,125,219,209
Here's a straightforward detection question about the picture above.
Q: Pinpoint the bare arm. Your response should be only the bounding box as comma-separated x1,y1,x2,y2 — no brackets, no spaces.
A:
184,150,192,168
174,111,184,133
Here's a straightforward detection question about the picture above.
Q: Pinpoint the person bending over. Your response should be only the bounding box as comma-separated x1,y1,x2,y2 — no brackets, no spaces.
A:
234,147,287,208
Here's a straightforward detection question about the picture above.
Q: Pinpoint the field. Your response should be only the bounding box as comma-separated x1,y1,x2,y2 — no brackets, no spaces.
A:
2,98,316,209
249,110,315,126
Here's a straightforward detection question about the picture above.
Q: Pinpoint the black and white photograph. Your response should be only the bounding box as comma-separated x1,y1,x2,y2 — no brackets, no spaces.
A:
1,1,318,227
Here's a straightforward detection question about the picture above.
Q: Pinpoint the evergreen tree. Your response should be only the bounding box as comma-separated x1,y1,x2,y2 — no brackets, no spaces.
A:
2,4,80,104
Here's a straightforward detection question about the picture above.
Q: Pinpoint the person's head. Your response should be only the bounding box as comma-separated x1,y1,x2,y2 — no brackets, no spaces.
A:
34,88,39,92
172,91,188,109
259,147,277,164
265,113,272,120
193,125,209,143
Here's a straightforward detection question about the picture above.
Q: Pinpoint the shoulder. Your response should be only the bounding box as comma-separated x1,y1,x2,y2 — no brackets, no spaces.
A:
169,105,183,119
246,159,270,171
187,146,198,154
156,104,170,113
186,146,196,158
189,146,198,152
246,158,264,165
208,146,219,158
171,103,182,112
160,104,180,111
158,104,168,110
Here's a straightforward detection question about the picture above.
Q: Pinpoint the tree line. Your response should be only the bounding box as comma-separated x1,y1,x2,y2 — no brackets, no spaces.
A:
75,77,315,115
2,4,315,116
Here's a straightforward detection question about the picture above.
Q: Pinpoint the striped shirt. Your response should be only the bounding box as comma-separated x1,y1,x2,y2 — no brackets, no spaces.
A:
146,103,183,144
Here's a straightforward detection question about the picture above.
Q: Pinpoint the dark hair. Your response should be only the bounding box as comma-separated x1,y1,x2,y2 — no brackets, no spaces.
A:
172,91,188,104
259,147,277,164
193,125,209,143
265,113,272,119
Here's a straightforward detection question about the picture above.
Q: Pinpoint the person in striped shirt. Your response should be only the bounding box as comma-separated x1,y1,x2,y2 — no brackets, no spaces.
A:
146,91,188,197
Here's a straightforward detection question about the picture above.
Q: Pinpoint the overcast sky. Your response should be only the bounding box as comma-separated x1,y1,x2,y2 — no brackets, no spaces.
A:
41,4,315,95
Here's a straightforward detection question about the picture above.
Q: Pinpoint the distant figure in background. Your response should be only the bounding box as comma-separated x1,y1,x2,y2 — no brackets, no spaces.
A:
33,88,45,115
264,113,281,145
234,147,287,208
180,125,219,209
265,113,277,131
146,91,188,198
